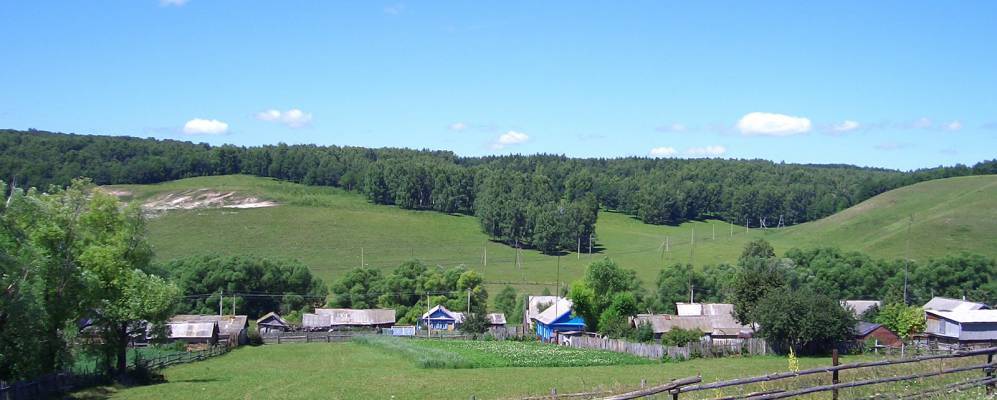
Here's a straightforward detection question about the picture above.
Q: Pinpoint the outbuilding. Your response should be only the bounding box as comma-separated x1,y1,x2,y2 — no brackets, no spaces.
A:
256,312,291,335
421,305,465,331
925,309,997,347
533,298,585,342
854,321,901,348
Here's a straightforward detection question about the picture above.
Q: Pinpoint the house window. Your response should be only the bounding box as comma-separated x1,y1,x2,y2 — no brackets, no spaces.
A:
938,321,945,334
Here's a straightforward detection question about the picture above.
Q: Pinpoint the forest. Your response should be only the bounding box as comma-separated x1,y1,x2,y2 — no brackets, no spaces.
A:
2,129,995,253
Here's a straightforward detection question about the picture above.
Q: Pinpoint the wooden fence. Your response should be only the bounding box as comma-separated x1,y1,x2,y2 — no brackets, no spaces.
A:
566,337,770,360
0,345,231,400
261,331,361,344
533,346,996,399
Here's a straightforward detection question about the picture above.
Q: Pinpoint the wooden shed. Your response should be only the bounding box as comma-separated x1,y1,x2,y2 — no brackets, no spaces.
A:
167,322,218,345
256,312,291,335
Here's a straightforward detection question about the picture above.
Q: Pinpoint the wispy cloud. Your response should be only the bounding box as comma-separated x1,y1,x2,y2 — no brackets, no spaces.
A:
649,147,678,157
182,118,228,135
491,131,529,149
874,142,911,151
831,120,860,133
383,3,405,15
655,123,688,133
737,112,812,136
686,145,727,157
448,122,467,132
255,108,313,129
943,120,962,131
159,0,189,7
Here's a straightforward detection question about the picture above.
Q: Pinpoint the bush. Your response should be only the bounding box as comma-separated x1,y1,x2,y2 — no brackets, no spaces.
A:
247,329,264,346
661,328,703,346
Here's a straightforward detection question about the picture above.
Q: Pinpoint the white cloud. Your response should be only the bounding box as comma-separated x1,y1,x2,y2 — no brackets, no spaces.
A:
649,147,678,157
449,122,468,131
944,120,962,131
159,0,188,6
182,118,228,135
656,123,687,133
831,120,860,133
910,117,933,129
384,3,405,15
686,145,727,157
491,131,529,149
737,112,812,136
255,108,313,129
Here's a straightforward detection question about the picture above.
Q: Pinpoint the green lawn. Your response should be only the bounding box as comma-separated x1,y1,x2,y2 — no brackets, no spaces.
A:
105,174,997,296
82,342,875,400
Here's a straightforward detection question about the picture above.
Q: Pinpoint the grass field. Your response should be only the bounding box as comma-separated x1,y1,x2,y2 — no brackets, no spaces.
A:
105,174,997,295
74,342,874,400
354,336,652,368
76,342,995,400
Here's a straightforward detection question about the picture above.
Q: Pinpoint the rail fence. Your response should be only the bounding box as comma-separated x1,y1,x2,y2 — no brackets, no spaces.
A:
526,346,997,400
0,345,231,400
566,336,770,360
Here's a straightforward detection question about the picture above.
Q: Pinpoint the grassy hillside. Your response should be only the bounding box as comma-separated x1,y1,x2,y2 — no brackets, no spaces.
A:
105,174,997,294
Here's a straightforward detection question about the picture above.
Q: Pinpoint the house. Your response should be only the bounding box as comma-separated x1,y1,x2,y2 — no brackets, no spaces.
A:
486,313,507,327
533,298,585,341
523,295,562,328
924,309,997,347
841,300,881,317
169,315,248,344
923,297,988,312
166,322,218,345
256,312,291,335
302,308,396,330
420,305,465,331
854,321,901,348
632,303,753,343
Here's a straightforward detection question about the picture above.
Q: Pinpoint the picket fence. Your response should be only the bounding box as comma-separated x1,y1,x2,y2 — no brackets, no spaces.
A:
566,336,769,360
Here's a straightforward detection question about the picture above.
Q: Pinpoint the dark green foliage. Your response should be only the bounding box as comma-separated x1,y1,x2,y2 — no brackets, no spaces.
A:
730,257,790,326
653,263,732,313
740,238,776,260
634,321,655,343
165,255,327,319
329,260,488,325
2,129,991,254
461,312,489,335
493,286,519,323
660,327,704,346
752,289,856,355
568,258,643,336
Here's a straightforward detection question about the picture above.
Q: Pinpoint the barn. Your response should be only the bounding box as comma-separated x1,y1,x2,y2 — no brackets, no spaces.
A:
533,298,585,342
854,321,901,348
486,313,507,327
166,322,218,345
256,312,291,335
925,309,997,347
302,308,396,330
169,315,249,345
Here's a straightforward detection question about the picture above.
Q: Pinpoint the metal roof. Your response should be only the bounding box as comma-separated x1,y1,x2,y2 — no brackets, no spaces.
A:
170,315,247,337
535,298,574,325
855,321,884,337
486,313,507,325
923,297,987,312
633,307,752,337
256,312,290,327
928,309,997,323
525,296,563,323
167,322,217,339
315,308,396,326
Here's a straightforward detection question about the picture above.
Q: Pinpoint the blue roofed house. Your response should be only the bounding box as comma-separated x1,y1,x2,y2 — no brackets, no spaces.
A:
420,305,465,331
533,298,585,342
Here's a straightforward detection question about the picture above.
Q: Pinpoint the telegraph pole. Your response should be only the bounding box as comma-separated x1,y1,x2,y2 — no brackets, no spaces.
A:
361,247,364,268
712,223,716,241
577,237,581,259
219,289,223,316
588,233,593,256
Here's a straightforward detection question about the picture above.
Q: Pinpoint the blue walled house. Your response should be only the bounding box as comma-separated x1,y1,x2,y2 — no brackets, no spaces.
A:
533,298,585,341
420,305,465,331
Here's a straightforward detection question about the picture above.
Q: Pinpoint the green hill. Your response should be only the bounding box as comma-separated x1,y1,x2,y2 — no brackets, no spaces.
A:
105,174,997,294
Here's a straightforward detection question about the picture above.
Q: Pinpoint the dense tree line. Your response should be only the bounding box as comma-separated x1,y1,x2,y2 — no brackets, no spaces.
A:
329,260,488,325
3,129,995,253
163,255,328,320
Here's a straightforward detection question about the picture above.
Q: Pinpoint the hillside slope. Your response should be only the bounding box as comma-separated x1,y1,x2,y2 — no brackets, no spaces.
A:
105,175,997,293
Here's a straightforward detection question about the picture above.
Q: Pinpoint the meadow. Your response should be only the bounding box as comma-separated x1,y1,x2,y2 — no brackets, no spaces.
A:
105,174,997,296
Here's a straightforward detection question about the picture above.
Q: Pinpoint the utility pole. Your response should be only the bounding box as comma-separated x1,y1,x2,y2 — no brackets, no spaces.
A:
712,223,716,241
361,247,364,268
467,289,471,314
904,214,913,305
588,233,593,256
730,219,734,238
219,289,223,316
232,297,235,316
691,226,695,246
666,236,670,252
577,237,581,259
745,217,749,233
556,255,561,298
483,245,487,268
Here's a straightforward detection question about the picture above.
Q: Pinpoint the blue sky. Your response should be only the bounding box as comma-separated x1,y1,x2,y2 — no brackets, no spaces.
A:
1,1,995,170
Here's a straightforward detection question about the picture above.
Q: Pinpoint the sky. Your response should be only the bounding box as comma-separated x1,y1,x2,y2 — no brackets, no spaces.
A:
1,1,995,170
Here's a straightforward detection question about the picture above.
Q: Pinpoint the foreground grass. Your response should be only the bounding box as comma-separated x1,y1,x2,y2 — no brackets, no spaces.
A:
84,343,876,400
106,175,997,294
355,336,651,368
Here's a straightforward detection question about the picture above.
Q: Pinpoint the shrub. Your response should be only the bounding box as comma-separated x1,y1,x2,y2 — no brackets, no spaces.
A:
661,328,703,346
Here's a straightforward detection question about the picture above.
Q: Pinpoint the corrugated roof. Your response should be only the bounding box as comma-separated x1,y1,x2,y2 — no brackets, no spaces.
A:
842,300,881,316
487,313,506,325
167,322,217,339
676,303,735,317
855,321,884,336
315,308,396,325
928,309,997,323
170,315,247,337
526,296,563,323
256,312,290,327
923,297,986,312
535,298,574,325
633,310,752,337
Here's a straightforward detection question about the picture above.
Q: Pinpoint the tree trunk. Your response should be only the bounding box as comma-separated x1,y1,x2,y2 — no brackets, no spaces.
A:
116,322,128,375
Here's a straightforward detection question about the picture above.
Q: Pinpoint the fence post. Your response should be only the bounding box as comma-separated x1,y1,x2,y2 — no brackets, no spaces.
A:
831,349,840,400
987,351,994,395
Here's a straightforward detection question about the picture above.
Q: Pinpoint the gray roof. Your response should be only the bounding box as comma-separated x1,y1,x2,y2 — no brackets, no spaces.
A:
256,312,290,328
927,310,997,341
486,313,507,325
525,296,563,324
923,297,987,312
855,321,884,337
167,322,218,339
420,305,464,323
535,298,574,325
303,308,396,328
842,300,881,316
633,308,752,337
170,315,247,337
